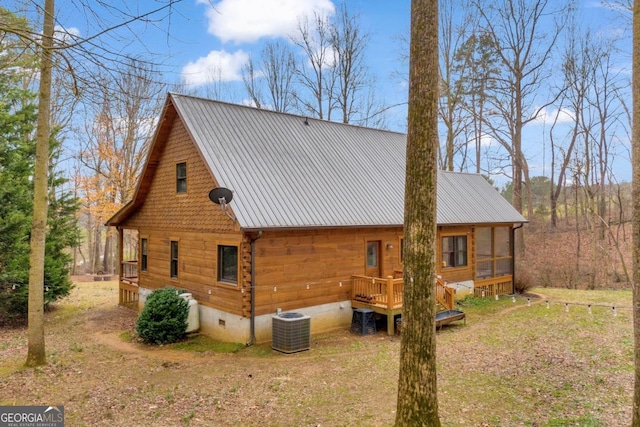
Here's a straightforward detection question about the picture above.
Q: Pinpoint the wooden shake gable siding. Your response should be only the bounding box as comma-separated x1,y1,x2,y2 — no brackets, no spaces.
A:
124,116,237,233
122,108,248,317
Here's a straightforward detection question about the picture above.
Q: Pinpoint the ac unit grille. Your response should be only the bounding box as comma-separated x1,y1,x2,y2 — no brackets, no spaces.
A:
272,313,311,353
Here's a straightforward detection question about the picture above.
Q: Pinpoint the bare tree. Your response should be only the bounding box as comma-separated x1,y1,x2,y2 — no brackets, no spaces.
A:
586,41,626,240
472,0,566,254
330,3,369,124
242,41,297,113
76,59,165,274
2,0,184,366
261,40,297,112
549,23,593,227
438,0,473,171
395,0,441,425
292,12,336,120
25,0,54,368
242,56,264,109
632,1,640,423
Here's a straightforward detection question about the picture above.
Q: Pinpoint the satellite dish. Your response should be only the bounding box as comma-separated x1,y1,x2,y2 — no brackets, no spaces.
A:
208,187,233,205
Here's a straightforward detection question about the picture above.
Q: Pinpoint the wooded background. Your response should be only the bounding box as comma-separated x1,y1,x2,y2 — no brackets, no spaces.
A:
0,0,633,290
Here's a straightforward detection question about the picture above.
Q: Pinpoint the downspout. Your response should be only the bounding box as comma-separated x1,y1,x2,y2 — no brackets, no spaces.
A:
246,230,263,347
512,223,525,293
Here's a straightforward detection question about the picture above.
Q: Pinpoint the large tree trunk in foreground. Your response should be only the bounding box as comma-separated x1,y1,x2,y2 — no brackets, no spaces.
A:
631,1,640,424
395,0,441,426
26,0,54,367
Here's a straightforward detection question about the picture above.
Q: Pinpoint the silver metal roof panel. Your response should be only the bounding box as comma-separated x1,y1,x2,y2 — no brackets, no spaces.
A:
170,94,526,229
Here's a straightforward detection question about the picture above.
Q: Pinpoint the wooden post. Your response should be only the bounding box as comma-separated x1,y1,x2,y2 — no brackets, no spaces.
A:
387,276,395,335
117,227,124,305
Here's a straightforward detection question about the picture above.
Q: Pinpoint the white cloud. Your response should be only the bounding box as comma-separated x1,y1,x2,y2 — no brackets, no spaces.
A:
462,133,495,149
479,133,494,148
181,50,249,87
54,25,80,44
532,107,575,126
198,0,335,43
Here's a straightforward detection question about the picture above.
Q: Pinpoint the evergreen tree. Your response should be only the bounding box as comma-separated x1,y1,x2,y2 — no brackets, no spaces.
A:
0,39,79,323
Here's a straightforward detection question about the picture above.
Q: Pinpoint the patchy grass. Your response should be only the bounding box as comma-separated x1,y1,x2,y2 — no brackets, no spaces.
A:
168,335,244,353
0,281,634,426
119,330,136,342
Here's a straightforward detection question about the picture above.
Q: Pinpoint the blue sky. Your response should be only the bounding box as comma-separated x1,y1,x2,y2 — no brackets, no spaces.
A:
9,0,636,183
50,0,413,127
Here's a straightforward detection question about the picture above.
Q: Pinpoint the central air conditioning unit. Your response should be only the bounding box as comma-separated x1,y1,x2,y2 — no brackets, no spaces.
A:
272,312,311,353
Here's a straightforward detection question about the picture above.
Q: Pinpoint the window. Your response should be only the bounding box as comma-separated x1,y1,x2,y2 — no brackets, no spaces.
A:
400,238,404,262
176,162,187,193
366,242,379,268
442,235,467,268
218,245,238,284
141,238,148,272
170,241,179,279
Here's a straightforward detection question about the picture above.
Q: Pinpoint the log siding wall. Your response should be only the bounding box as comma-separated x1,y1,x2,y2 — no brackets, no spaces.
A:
252,227,403,316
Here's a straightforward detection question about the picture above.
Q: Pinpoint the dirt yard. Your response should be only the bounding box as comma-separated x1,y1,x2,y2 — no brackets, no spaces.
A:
0,281,634,426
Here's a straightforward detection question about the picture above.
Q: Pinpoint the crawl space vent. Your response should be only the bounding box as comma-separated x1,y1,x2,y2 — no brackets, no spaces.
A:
271,312,311,353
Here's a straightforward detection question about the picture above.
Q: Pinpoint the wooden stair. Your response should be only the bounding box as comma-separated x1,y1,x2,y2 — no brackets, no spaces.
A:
435,276,455,310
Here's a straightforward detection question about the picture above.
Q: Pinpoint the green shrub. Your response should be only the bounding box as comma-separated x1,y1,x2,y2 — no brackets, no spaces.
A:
136,288,188,345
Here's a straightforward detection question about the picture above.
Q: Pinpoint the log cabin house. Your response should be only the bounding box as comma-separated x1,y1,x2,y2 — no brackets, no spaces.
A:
106,93,527,343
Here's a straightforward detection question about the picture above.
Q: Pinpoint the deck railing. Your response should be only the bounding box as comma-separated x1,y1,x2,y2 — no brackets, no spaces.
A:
351,274,455,311
474,277,513,297
119,282,139,306
121,260,138,284
435,276,455,310
119,260,139,307
352,275,403,309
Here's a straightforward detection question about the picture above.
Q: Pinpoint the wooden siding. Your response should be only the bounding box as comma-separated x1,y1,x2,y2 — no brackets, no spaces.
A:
116,113,517,320
252,227,403,316
119,114,245,315
124,117,238,234
136,229,245,315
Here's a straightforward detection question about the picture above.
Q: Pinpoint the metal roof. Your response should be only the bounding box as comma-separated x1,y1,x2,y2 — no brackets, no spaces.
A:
167,93,526,229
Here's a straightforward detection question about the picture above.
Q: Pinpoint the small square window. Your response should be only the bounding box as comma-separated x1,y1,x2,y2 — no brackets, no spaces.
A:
218,245,238,284
176,162,187,193
170,240,179,278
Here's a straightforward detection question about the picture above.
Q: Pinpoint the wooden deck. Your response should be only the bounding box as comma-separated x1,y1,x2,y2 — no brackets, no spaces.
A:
351,275,456,335
351,275,403,334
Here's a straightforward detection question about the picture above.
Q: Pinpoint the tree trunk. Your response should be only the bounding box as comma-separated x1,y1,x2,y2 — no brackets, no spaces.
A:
395,1,441,426
93,226,102,273
26,0,54,367
631,1,640,424
103,233,112,275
